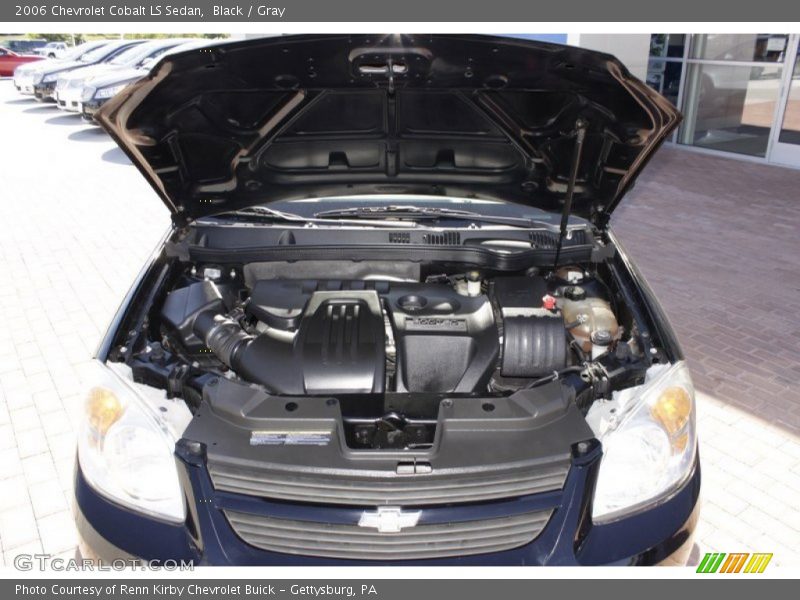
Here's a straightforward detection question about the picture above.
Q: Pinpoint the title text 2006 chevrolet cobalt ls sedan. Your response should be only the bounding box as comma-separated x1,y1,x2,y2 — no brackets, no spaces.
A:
74,34,700,565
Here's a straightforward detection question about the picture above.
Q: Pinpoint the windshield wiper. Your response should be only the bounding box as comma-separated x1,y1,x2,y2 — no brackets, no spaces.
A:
224,206,314,223
208,205,417,228
313,205,561,231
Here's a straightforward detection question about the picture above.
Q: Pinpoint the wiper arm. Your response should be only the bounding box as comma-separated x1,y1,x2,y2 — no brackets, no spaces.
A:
209,205,418,228
316,205,489,220
225,205,314,223
314,205,561,231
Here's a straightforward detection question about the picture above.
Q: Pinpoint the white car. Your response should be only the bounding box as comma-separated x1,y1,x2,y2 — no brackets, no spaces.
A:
34,42,69,59
13,41,108,95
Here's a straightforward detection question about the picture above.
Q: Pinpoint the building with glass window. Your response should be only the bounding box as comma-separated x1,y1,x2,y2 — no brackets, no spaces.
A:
644,34,800,169
562,34,800,169
522,34,800,169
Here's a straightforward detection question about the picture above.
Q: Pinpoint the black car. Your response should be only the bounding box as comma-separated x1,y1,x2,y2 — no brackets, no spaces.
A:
75,34,699,566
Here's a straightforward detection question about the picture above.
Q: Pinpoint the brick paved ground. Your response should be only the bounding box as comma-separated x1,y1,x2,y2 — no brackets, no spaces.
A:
0,81,168,564
0,78,799,567
612,149,800,565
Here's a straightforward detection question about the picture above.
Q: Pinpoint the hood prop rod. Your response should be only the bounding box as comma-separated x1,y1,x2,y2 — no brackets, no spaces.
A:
553,118,587,270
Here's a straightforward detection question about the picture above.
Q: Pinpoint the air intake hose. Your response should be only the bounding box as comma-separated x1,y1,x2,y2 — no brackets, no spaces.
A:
192,311,254,368
193,310,306,393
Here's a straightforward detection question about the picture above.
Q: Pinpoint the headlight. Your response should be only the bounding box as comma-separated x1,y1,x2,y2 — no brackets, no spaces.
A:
40,72,59,84
94,83,128,99
77,361,188,523
589,361,697,523
81,86,96,102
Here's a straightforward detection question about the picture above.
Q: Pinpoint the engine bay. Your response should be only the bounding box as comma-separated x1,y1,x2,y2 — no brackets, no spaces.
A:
118,257,656,451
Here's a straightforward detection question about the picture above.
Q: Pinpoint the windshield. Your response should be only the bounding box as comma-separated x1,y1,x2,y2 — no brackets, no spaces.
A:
61,42,102,61
269,196,567,223
80,42,124,63
209,196,590,231
108,42,168,66
108,44,148,65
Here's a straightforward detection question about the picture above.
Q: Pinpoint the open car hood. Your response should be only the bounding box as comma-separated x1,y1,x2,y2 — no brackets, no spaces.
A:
96,34,681,227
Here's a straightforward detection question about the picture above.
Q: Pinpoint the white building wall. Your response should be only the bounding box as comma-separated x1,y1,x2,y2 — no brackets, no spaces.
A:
569,33,651,81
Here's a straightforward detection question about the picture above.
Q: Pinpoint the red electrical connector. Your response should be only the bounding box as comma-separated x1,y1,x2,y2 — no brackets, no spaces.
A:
542,294,557,311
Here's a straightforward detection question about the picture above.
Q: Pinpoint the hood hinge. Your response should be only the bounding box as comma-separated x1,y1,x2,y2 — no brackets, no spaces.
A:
593,210,611,231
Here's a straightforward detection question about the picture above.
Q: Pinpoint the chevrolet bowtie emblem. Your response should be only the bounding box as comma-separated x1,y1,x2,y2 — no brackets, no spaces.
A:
358,507,421,533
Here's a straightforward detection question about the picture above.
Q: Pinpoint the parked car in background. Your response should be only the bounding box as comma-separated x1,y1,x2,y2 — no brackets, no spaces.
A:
77,35,699,566
0,47,43,76
56,38,198,113
30,39,145,102
34,41,70,59
13,40,111,94
80,39,210,121
4,39,47,54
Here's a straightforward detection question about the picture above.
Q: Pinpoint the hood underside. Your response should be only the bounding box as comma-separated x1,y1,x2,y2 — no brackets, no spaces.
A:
96,34,681,226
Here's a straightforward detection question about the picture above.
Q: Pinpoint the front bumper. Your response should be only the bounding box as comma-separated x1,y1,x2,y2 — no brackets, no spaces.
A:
33,81,56,102
56,86,84,112
14,75,35,94
74,441,701,566
81,98,107,122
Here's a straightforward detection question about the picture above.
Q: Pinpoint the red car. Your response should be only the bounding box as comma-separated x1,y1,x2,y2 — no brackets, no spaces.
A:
0,47,43,76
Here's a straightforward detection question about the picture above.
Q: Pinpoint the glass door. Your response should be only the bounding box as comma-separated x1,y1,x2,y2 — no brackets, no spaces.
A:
675,34,788,158
769,36,800,167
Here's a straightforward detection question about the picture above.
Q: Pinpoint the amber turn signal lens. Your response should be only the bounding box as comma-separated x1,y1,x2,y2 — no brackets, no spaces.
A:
650,386,692,437
86,386,124,437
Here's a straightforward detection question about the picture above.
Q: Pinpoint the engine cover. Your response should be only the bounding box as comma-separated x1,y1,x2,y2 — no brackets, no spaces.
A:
246,279,499,394
298,291,386,394
233,288,386,395
177,276,566,396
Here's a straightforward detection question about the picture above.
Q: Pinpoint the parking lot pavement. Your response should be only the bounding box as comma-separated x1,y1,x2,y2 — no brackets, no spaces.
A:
0,80,168,564
613,149,800,565
0,78,799,566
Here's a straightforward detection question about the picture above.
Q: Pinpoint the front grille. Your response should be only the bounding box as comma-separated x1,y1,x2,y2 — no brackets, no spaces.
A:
224,508,552,560
207,459,569,506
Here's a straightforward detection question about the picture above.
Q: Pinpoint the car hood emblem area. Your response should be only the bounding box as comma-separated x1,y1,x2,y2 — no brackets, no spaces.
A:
358,506,422,533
